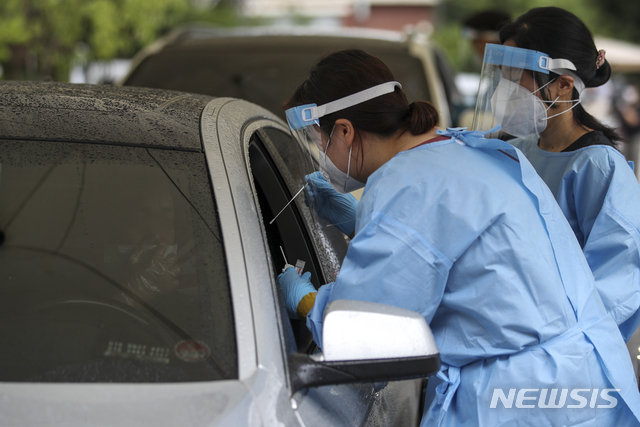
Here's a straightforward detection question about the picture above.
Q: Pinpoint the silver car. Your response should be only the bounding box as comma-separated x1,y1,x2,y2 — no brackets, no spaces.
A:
0,82,439,426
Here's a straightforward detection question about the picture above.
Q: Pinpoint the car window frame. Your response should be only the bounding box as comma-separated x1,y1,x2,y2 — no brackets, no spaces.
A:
202,98,323,383
201,99,260,380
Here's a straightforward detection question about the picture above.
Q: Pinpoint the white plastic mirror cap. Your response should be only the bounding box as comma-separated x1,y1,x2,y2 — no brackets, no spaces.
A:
322,300,439,361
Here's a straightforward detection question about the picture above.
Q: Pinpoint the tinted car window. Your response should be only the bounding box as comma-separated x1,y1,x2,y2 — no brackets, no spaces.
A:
0,140,236,382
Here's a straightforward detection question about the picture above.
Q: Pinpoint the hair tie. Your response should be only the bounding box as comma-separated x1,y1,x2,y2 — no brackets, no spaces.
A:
596,49,606,70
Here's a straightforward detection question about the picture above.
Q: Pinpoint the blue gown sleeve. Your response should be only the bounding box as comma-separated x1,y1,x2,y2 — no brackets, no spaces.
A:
306,282,334,348
573,149,640,340
306,208,452,349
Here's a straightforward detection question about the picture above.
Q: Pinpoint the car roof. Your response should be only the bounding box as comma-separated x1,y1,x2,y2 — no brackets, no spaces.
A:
123,26,417,77
139,25,411,51
120,25,440,121
121,25,424,88
0,81,213,151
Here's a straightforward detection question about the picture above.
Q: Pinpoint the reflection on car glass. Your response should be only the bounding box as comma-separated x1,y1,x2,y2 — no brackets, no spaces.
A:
0,140,236,382
145,148,222,245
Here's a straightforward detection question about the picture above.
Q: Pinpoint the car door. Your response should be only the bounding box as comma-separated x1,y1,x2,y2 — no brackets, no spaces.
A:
251,126,425,427
209,97,423,426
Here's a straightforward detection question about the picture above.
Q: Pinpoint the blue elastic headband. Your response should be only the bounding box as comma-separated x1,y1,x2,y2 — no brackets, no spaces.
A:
483,44,577,75
286,105,318,130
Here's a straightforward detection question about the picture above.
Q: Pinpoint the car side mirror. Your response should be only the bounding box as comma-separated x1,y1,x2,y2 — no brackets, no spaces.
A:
289,300,440,392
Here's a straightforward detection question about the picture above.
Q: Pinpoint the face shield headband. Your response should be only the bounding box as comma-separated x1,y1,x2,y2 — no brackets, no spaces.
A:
285,81,402,131
472,44,584,138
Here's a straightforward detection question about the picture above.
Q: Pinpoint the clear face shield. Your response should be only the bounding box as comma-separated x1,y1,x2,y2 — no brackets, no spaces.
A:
284,81,401,229
472,44,583,139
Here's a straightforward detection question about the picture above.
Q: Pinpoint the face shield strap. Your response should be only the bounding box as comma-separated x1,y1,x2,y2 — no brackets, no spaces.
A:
552,69,585,97
484,44,578,76
540,50,585,99
319,81,402,117
542,57,576,73
285,81,402,131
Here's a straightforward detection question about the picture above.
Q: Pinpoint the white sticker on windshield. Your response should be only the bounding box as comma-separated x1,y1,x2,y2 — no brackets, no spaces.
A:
103,341,170,364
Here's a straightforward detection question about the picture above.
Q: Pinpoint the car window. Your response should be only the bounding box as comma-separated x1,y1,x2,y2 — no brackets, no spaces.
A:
0,140,237,382
252,127,348,282
247,127,349,353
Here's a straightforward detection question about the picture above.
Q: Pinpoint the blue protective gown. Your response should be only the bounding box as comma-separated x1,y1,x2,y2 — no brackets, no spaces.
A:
307,129,640,426
512,135,640,341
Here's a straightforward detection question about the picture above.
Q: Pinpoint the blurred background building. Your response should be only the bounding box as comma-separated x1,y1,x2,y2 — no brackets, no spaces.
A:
239,0,441,30
236,0,444,30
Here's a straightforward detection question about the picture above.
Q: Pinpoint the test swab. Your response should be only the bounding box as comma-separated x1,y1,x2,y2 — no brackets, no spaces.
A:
269,183,307,225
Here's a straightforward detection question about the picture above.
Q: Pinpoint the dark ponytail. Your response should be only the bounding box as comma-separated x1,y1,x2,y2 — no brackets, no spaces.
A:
588,60,611,88
284,49,439,139
406,101,440,135
500,7,621,147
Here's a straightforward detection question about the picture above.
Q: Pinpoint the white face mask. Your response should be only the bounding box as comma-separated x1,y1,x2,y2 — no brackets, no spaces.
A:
490,78,548,138
319,127,365,194
490,78,582,138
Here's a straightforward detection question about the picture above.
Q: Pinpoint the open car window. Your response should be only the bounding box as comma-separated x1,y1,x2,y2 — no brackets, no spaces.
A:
247,127,349,353
0,140,236,382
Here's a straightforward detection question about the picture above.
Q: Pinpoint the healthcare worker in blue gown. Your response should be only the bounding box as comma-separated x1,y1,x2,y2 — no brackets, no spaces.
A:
472,7,640,342
278,48,640,426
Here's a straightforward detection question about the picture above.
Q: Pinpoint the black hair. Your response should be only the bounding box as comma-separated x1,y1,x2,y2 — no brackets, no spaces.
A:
284,49,439,140
499,7,621,146
463,9,511,32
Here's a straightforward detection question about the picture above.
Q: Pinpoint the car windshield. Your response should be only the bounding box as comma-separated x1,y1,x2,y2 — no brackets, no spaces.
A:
0,140,237,382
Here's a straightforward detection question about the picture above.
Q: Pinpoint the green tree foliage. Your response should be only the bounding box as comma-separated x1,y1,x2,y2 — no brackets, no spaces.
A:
0,0,243,81
590,0,640,43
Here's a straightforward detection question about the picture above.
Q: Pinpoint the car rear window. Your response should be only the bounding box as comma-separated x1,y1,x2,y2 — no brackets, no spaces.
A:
0,140,237,382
